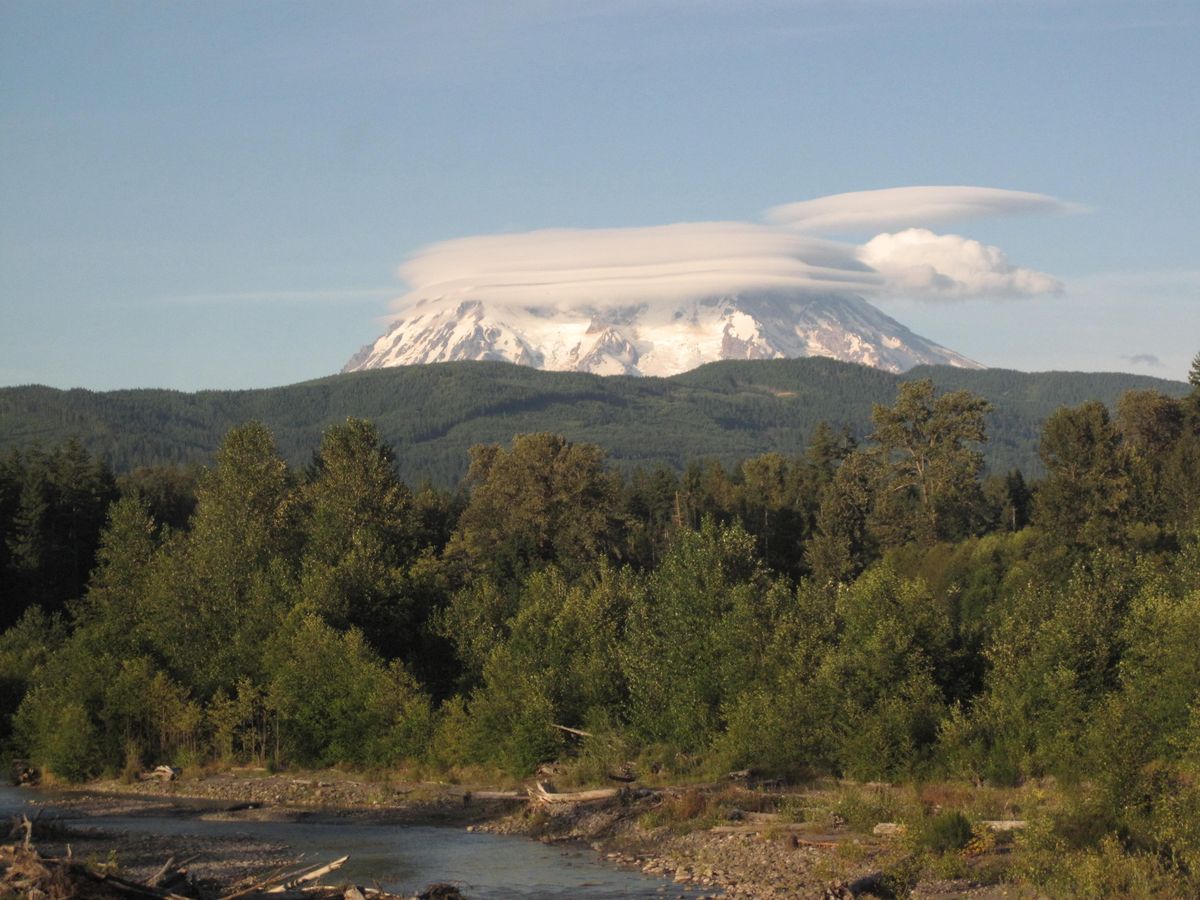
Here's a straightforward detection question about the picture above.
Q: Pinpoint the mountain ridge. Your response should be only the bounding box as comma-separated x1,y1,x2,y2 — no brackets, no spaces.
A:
1,359,1187,487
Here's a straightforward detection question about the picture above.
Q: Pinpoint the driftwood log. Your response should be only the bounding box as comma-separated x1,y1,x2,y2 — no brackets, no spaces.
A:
871,819,1028,836
0,832,426,900
549,723,593,739
463,790,526,802
530,781,620,804
141,765,182,783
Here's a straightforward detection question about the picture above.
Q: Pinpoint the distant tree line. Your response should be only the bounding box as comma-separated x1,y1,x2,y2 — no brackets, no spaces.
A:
2,362,1200,888
1,358,1189,488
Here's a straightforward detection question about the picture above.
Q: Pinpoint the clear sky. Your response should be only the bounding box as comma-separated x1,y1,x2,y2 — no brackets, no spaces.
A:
2,0,1197,391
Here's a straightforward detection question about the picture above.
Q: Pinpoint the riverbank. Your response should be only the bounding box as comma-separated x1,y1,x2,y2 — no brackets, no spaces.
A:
22,770,1036,898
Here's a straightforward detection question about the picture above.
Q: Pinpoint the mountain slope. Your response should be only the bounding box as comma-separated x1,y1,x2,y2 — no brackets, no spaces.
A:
344,290,982,376
1,360,1187,487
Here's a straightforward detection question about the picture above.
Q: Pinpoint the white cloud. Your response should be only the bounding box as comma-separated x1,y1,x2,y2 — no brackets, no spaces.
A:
858,228,1063,299
766,185,1081,234
387,186,1074,315
397,222,881,309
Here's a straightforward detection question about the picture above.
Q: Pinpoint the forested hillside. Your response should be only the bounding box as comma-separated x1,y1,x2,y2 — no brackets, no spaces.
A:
0,358,1187,485
3,362,1200,893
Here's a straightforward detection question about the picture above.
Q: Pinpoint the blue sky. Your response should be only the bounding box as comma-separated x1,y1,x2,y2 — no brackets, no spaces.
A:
1,0,1197,390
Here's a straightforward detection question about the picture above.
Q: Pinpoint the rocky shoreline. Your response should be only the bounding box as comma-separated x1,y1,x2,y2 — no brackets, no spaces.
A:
18,771,1025,898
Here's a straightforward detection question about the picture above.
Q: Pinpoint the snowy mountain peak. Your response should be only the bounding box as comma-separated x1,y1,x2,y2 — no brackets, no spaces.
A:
343,290,982,377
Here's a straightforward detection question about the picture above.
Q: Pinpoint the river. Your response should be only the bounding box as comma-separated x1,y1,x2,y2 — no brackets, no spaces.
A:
0,785,713,898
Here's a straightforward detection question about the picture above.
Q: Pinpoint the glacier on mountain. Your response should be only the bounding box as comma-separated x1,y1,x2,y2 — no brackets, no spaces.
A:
343,289,982,377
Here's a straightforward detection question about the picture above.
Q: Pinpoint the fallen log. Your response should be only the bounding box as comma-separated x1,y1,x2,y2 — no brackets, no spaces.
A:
141,765,181,782
2,839,410,900
980,819,1028,831
265,855,349,893
465,790,526,802
530,781,620,804
869,819,1026,836
550,723,593,738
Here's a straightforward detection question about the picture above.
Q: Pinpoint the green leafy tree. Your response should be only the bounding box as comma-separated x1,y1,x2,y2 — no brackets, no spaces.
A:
461,564,636,772
622,519,791,750
0,606,65,741
869,380,990,545
299,418,421,657
144,423,298,697
818,566,953,779
14,633,197,780
264,612,432,766
71,495,160,653
717,580,838,777
445,434,621,586
618,465,680,570
1035,401,1131,548
943,552,1142,783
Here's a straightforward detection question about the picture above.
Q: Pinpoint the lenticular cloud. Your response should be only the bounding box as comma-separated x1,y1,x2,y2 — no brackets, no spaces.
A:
388,186,1073,314
399,222,881,308
765,185,1079,234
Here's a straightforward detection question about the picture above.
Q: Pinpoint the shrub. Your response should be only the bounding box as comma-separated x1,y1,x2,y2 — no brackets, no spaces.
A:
916,810,973,854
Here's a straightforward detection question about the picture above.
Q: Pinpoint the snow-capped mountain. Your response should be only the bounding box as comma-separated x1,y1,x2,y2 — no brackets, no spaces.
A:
343,290,982,377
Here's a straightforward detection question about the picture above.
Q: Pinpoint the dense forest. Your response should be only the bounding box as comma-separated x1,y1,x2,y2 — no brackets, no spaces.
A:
2,356,1200,893
0,358,1188,486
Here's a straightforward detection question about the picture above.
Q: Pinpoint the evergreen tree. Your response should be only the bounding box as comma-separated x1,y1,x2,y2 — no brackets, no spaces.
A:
806,451,881,584
2,442,116,625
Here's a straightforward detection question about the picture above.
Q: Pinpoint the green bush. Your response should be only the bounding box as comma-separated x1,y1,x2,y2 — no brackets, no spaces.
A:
917,810,973,854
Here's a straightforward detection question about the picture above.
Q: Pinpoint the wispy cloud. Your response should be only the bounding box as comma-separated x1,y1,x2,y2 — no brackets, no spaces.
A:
390,186,1072,313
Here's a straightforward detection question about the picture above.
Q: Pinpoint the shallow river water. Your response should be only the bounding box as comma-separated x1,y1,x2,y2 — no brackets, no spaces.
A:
0,785,709,898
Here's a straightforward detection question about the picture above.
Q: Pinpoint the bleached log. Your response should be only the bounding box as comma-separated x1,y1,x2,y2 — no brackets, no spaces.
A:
466,790,526,801
142,765,181,782
530,781,620,804
981,819,1028,831
264,855,349,893
550,723,593,738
